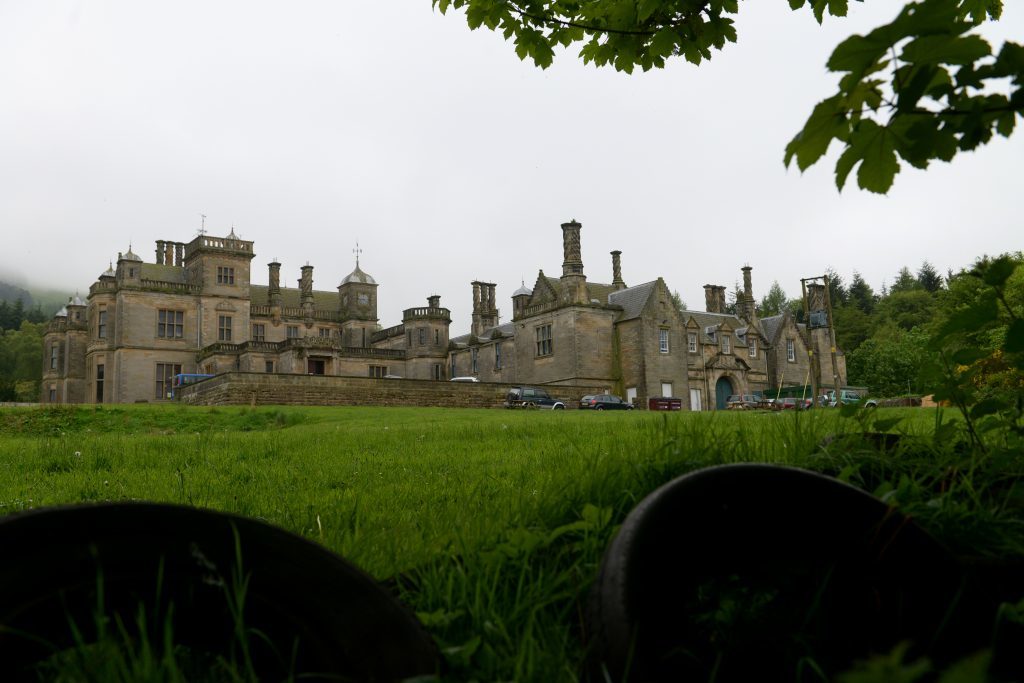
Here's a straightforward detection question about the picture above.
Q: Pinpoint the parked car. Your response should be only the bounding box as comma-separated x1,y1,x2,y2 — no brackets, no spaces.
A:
449,376,480,383
726,394,761,409
579,394,634,410
777,397,812,410
505,386,566,410
822,389,864,407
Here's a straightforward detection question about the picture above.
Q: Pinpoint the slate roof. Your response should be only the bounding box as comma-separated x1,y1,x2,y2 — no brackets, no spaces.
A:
607,281,657,321
451,322,516,346
535,276,619,308
760,314,786,344
140,264,186,283
250,285,339,310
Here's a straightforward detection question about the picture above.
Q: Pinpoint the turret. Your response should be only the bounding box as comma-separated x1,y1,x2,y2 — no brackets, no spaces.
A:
512,280,532,320
116,246,143,286
338,252,378,347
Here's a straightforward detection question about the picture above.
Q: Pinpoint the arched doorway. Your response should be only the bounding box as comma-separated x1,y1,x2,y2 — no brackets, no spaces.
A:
715,376,734,410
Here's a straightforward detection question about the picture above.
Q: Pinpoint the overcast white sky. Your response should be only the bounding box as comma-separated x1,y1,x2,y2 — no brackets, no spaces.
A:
2,2,1021,330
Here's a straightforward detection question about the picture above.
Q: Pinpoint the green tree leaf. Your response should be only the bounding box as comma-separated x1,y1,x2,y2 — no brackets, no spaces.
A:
835,120,900,193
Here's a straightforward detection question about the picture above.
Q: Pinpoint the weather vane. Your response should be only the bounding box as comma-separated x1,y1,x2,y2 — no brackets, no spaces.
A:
198,213,207,236
353,241,362,267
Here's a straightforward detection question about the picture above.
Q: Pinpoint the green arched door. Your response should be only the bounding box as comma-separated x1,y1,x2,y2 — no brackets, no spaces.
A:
715,376,733,410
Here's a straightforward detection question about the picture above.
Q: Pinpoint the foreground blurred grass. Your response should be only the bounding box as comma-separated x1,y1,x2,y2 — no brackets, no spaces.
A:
1,404,1020,681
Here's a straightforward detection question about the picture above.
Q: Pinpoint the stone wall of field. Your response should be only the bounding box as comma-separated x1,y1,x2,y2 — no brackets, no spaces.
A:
177,372,600,409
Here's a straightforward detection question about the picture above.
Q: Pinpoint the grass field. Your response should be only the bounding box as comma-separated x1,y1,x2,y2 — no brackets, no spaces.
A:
1,404,1021,681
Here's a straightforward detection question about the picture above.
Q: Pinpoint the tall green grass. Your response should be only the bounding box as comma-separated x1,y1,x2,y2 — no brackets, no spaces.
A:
1,404,1020,681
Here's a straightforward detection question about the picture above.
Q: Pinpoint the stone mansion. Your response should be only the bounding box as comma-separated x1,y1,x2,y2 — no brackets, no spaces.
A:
42,222,845,408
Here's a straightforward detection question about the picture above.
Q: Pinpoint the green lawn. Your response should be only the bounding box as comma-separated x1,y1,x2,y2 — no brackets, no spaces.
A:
0,404,1020,681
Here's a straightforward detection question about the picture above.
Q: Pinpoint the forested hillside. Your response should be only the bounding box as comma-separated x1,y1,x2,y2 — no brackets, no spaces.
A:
0,288,54,402
756,253,1024,397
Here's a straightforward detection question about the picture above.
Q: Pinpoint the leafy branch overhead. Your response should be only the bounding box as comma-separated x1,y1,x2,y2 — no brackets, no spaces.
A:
434,0,1021,193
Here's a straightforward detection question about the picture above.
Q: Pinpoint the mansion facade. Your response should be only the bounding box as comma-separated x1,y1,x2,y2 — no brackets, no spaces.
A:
447,221,845,410
42,222,845,408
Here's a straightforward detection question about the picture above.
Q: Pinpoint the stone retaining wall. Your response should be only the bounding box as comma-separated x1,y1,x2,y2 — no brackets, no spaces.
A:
177,372,600,409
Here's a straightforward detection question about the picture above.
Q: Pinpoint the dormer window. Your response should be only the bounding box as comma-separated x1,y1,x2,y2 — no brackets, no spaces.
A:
749,337,758,358
721,335,731,354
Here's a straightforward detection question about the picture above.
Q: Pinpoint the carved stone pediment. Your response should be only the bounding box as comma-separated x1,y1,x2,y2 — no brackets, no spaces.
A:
709,354,751,371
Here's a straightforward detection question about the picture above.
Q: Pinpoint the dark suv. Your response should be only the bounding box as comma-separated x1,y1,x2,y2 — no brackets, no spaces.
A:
504,386,567,410
579,394,634,410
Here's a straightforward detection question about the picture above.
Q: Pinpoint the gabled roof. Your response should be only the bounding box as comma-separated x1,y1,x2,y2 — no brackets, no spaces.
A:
681,309,750,345
607,281,657,321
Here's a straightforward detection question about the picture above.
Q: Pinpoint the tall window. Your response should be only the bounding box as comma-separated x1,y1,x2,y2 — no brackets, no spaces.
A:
471,347,478,373
433,363,443,380
319,327,331,338
434,329,440,346
252,323,266,342
721,335,731,354
786,339,796,362
535,324,552,357
95,363,104,403
265,360,274,373
50,343,59,369
659,329,670,354
369,365,387,378
157,309,184,339
407,330,413,347
218,315,232,341
748,337,758,358
495,344,502,370
287,325,300,338
418,328,427,346
688,333,697,353
97,310,107,339
155,363,182,399
217,266,235,285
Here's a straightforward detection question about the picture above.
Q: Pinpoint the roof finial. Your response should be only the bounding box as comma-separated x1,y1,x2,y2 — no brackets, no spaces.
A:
198,213,207,236
353,241,362,267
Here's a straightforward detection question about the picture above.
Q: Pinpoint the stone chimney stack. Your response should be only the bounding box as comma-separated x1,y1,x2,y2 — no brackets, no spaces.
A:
155,240,165,265
268,262,282,302
704,284,719,313
611,250,626,290
428,294,441,309
268,261,282,322
718,286,728,314
471,281,483,336
807,283,826,311
165,242,175,267
471,281,498,336
300,264,314,324
561,220,584,276
560,219,588,305
741,266,756,322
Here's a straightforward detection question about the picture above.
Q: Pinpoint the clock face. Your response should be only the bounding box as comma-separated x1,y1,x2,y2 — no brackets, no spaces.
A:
357,293,369,306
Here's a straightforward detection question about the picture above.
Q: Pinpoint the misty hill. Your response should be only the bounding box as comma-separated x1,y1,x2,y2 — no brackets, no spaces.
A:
0,282,33,307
